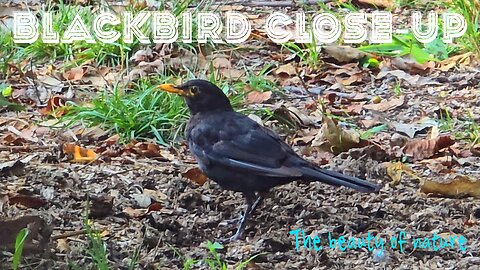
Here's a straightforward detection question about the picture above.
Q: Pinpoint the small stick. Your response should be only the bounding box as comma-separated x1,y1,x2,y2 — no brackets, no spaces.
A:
51,229,88,240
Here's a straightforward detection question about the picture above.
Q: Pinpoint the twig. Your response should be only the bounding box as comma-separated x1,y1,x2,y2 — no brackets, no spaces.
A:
51,229,88,240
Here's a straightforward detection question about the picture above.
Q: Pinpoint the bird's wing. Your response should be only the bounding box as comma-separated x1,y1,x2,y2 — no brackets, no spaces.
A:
191,114,303,178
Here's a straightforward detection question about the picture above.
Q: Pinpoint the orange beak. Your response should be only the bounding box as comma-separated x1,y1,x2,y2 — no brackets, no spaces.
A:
157,84,186,95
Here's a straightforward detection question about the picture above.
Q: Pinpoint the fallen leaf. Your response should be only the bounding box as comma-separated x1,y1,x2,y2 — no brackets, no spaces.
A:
323,45,369,63
392,119,437,138
364,96,405,112
146,202,162,213
9,194,48,209
274,63,297,78
245,91,272,104
182,168,208,186
123,207,147,218
212,57,245,79
437,52,473,71
0,155,36,176
312,115,363,154
376,70,440,86
402,135,455,161
37,75,62,87
273,105,318,127
421,175,480,198
63,67,85,81
56,239,70,253
130,47,153,63
89,195,114,218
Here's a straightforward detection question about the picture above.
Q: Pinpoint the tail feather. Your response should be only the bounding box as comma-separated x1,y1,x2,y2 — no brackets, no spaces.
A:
301,167,381,193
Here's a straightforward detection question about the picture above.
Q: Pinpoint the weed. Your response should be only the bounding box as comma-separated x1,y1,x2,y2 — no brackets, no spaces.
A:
452,0,480,57
359,33,440,63
63,76,189,145
12,228,29,270
282,36,322,70
438,109,480,144
392,82,402,96
83,216,110,270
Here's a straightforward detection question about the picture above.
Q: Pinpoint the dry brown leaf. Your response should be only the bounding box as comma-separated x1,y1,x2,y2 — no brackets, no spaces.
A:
56,239,70,253
63,67,85,81
9,194,48,209
274,63,297,78
212,57,244,79
123,207,147,218
363,96,405,112
146,202,162,213
182,168,208,186
323,45,368,63
311,115,363,154
402,135,455,161
421,175,480,198
0,216,51,254
437,52,473,71
245,91,272,104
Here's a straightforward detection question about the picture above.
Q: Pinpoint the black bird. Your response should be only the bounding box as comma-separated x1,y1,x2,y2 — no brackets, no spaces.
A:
158,79,381,241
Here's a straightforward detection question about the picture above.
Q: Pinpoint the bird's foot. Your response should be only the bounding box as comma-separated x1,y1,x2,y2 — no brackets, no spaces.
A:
221,216,242,226
218,233,242,243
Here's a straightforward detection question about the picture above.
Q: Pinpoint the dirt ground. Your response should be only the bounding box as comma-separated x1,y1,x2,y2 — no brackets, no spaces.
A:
1,137,479,269
1,1,480,269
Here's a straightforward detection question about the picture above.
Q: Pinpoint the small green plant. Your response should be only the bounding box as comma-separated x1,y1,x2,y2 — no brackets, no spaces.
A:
63,76,189,145
360,124,388,140
452,0,480,56
283,36,322,70
183,241,259,270
438,109,480,144
83,215,110,270
12,228,29,270
392,82,402,96
359,33,442,63
245,64,277,93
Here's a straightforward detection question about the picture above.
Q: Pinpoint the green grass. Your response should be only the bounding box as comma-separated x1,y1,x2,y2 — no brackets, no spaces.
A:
438,109,480,145
63,69,282,146
358,33,451,63
452,0,480,57
83,217,110,270
12,228,29,270
282,36,322,70
63,75,189,145
0,0,218,71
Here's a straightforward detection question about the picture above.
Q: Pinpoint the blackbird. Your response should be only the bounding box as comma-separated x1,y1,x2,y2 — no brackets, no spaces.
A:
158,79,381,241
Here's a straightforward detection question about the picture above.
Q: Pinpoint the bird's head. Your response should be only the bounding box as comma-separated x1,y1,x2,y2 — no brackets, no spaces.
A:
158,79,233,115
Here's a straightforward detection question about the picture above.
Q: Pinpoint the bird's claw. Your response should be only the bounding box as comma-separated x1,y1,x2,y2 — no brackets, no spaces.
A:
218,233,241,243
221,216,242,225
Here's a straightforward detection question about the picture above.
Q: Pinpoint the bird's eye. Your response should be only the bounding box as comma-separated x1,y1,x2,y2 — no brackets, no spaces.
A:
190,86,199,95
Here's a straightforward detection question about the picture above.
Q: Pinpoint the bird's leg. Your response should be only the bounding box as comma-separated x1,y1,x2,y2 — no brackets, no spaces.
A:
248,192,264,216
228,192,256,241
223,192,264,225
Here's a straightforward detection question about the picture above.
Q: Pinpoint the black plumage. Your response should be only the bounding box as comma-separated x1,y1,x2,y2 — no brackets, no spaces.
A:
159,79,381,240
